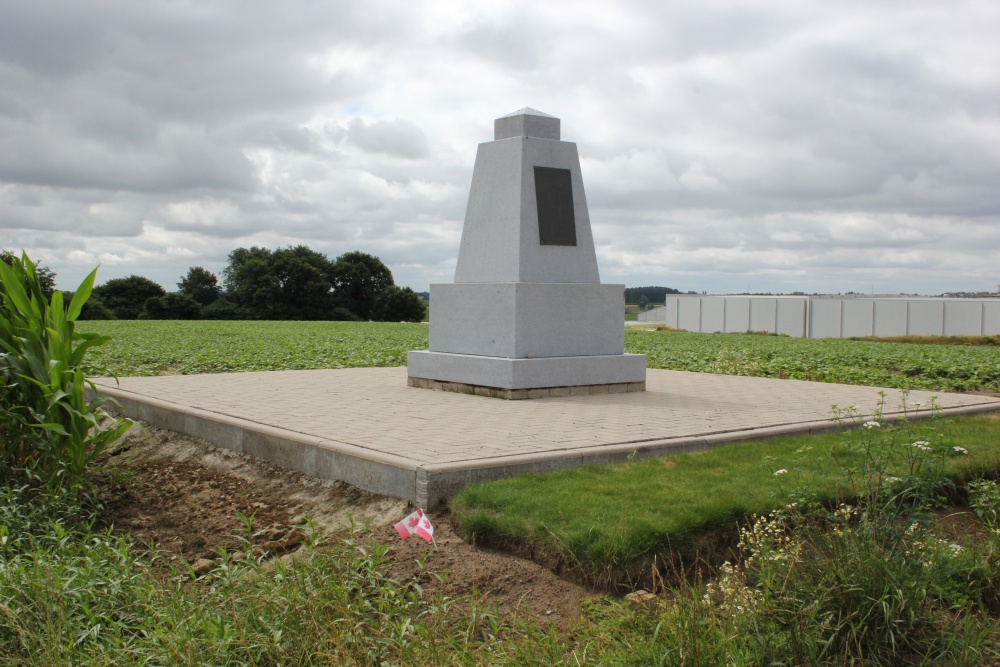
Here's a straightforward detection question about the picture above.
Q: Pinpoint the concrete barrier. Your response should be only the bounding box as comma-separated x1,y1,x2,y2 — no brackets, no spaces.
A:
638,296,1000,339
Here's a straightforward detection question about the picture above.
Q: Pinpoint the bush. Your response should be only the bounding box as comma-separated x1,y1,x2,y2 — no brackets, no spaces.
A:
329,306,360,321
372,285,425,322
0,253,131,492
140,293,203,320
93,275,166,320
76,294,116,320
201,297,243,320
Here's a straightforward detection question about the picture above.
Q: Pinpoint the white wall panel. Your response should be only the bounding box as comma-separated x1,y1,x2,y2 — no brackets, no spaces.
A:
701,297,726,332
776,299,806,337
677,297,702,332
908,301,944,336
943,301,983,336
809,299,842,339
842,299,875,338
724,298,751,333
873,301,907,337
749,298,777,333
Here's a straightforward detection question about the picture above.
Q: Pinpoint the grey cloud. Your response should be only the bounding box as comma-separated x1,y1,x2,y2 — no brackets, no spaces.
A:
343,118,431,159
455,21,543,70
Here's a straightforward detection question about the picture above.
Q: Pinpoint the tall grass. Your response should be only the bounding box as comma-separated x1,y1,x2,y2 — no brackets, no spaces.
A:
572,415,1000,666
0,488,565,666
0,252,130,492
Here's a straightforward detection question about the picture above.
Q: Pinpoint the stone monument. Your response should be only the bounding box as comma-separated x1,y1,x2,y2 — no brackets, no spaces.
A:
407,108,646,398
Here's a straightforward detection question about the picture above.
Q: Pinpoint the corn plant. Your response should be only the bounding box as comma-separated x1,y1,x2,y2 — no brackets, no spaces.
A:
0,252,130,492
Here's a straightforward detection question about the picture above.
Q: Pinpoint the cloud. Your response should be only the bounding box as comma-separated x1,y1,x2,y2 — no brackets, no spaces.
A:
340,118,431,159
0,0,996,298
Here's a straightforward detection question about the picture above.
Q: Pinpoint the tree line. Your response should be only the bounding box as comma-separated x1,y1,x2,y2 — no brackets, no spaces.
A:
6,247,426,322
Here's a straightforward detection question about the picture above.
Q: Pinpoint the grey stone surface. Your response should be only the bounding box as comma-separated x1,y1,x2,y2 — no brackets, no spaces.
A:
429,282,625,358
453,133,600,284
494,107,560,140
408,351,647,389
410,107,646,391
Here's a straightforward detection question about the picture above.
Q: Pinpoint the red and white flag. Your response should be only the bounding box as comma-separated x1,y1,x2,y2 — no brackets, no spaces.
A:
394,509,434,543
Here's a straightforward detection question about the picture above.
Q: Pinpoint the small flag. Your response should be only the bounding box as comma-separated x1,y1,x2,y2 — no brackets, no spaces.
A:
394,509,434,543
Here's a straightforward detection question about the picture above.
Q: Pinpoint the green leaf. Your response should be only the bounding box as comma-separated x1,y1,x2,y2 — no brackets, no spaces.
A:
66,267,99,321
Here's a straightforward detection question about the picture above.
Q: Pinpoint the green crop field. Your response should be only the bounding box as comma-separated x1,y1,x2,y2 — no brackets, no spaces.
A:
78,321,428,377
79,321,1000,393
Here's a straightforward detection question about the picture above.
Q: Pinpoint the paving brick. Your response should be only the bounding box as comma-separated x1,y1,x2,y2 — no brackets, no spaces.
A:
90,367,1000,506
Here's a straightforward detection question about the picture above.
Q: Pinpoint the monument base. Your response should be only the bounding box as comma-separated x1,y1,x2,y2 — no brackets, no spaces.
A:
407,350,646,398
407,376,646,400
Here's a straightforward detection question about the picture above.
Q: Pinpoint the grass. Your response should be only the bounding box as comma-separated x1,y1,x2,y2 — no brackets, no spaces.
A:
451,410,1000,590
6,412,1000,664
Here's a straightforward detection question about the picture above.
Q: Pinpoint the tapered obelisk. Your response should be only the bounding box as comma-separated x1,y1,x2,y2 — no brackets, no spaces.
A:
407,108,646,398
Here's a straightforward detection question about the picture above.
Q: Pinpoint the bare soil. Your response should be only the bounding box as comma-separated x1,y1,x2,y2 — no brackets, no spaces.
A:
98,422,590,632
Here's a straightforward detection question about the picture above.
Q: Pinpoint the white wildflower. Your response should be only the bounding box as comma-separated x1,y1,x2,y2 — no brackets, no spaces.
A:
773,469,788,476
949,543,964,554
953,446,969,455
911,441,932,452
862,421,881,429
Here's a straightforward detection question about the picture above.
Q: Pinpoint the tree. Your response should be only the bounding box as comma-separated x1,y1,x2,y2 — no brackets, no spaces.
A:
92,275,166,320
222,245,337,320
2,250,56,299
636,295,649,309
222,246,274,318
624,286,681,305
178,266,221,306
268,246,337,320
140,293,202,320
373,286,426,322
330,251,394,320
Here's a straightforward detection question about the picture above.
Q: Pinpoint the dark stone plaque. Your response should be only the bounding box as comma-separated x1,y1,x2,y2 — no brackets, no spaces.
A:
533,166,577,246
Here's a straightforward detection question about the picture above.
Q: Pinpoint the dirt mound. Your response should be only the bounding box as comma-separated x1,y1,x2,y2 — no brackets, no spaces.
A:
99,422,589,631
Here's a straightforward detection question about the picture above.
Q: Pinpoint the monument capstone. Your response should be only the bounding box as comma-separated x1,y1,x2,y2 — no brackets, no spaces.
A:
407,108,647,398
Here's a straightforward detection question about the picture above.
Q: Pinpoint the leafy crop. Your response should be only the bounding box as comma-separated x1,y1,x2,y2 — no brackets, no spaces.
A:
628,329,1000,393
78,320,428,377
75,322,1000,393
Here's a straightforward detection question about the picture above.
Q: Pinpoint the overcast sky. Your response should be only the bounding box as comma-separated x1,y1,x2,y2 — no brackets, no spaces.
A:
2,0,998,296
